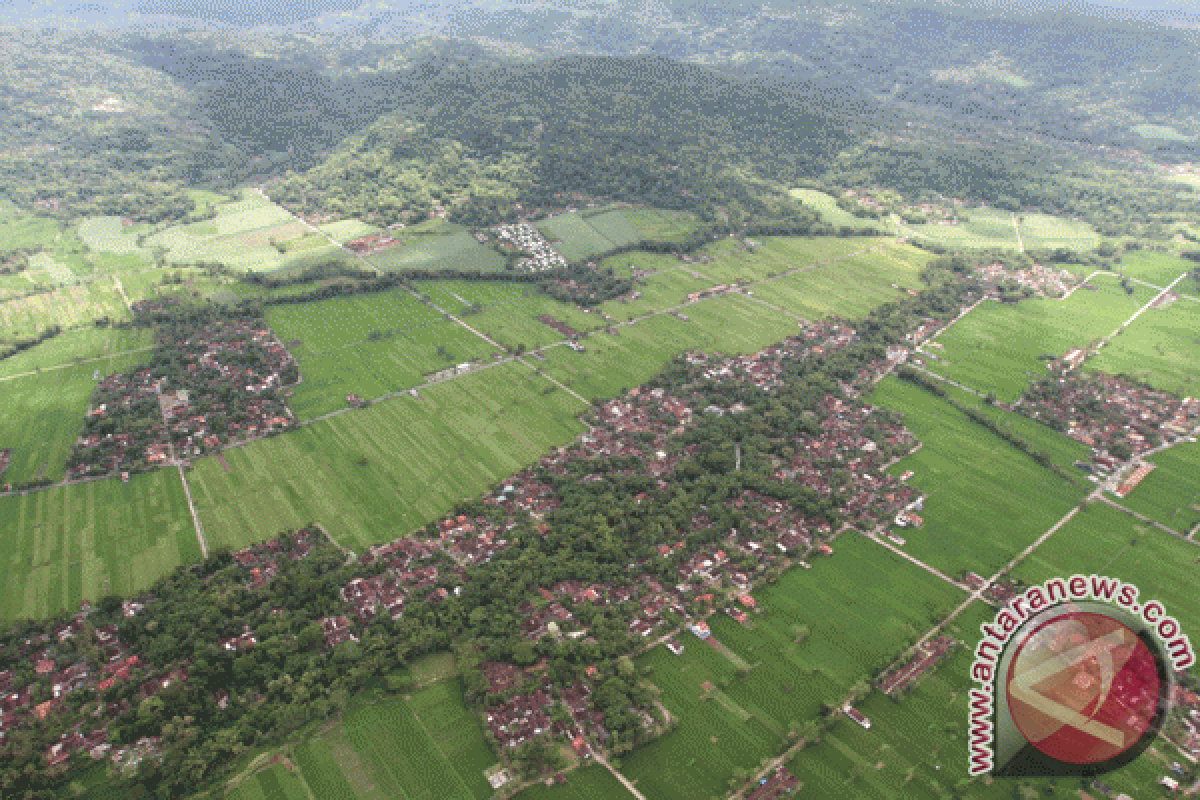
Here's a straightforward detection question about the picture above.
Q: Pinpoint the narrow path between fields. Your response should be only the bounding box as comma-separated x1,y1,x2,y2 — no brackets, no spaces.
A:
111,275,132,311
594,754,646,800
1011,213,1024,253
0,345,157,384
864,530,971,591
1098,495,1198,545
177,463,208,559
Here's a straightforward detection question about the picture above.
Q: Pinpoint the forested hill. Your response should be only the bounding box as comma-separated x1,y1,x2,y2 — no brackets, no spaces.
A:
269,55,871,227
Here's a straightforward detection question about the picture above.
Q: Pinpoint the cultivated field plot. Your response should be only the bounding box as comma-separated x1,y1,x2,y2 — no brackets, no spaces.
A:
1085,289,1200,393
267,288,498,419
318,218,381,244
623,639,779,800
713,534,965,731
783,635,1166,799
686,236,874,285
624,207,702,244
28,251,75,284
0,326,154,380
282,676,497,800
1116,251,1194,287
918,274,1156,401
597,249,683,278
599,269,719,322
789,188,870,229
188,362,588,552
0,280,131,340
76,216,144,255
0,470,200,624
143,190,302,272
1009,503,1200,647
867,377,1090,578
416,280,605,350
537,211,636,263
367,230,507,273
515,765,632,799
1121,441,1200,536
541,297,801,401
0,200,61,251
623,535,964,800
224,764,309,800
895,208,1019,250
751,250,924,320
1015,212,1103,251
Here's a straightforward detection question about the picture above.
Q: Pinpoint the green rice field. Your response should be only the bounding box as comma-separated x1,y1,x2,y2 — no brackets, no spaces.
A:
0,200,61,251
224,764,309,800
918,273,1157,401
266,287,499,420
623,208,702,244
0,323,153,380
1120,441,1200,536
538,211,633,262
1116,251,1194,287
318,218,382,244
416,280,606,350
1008,502,1200,650
621,534,965,800
187,362,589,552
516,765,632,799
597,250,684,278
867,377,1090,578
366,230,507,273
1085,289,1200,393
76,216,145,255
895,208,1019,250
600,269,719,322
750,251,924,320
684,236,875,285
790,188,871,230
0,469,200,623
1014,212,1103,251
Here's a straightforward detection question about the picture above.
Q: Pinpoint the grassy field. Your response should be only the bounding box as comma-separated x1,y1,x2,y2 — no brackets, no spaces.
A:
919,274,1156,401
685,236,874,285
225,763,310,800
0,200,62,251
541,296,802,401
867,377,1090,578
1014,212,1103,251
318,219,382,244
416,280,606,350
235,674,499,800
1120,441,1200,536
187,362,588,552
621,534,965,800
624,208,702,244
76,216,145,255
266,287,498,420
582,210,642,249
596,250,684,278
0,280,131,340
367,230,507,273
0,325,153,379
0,470,200,623
750,251,924,320
516,765,632,799
600,269,719,322
789,188,870,229
537,212,629,262
1008,502,1200,652
0,344,152,485
1115,251,1193,287
895,208,1019,250
1085,289,1200,393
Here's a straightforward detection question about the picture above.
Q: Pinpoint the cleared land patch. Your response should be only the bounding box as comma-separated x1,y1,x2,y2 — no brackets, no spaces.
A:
187,362,589,552
918,274,1156,401
0,469,200,624
867,377,1089,578
1120,441,1200,536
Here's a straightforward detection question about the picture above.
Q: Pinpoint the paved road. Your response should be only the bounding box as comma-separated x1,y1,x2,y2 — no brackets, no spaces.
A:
177,463,208,559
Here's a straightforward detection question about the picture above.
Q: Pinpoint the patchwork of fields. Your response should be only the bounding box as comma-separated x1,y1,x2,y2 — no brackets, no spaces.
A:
893,208,1101,252
866,377,1090,577
1120,441,1200,536
0,469,200,624
187,362,589,552
918,273,1156,401
621,533,966,800
220,666,497,800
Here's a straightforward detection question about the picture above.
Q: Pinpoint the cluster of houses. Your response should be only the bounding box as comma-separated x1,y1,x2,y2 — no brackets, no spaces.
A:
878,635,957,696
0,604,184,771
975,262,1076,298
479,664,611,752
230,528,321,591
68,318,299,478
745,766,802,799
1169,684,1200,762
1019,373,1200,468
489,223,569,271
